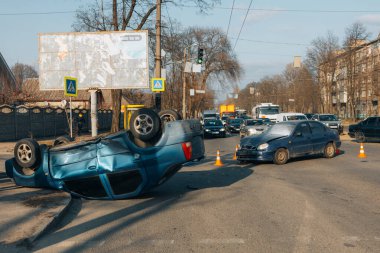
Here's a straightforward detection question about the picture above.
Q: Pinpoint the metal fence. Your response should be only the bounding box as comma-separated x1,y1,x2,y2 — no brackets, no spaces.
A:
0,105,119,142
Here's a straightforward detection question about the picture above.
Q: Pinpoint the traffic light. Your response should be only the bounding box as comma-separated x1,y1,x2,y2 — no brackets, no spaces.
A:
197,48,204,64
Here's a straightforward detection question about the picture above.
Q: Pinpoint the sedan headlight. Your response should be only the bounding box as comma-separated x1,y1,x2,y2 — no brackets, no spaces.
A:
220,128,225,131
257,143,269,150
205,129,210,132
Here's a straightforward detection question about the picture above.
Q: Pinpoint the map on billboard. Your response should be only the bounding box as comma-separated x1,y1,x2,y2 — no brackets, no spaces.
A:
39,31,149,90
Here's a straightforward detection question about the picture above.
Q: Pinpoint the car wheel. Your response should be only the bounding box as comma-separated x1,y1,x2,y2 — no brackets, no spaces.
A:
14,138,40,169
324,142,336,158
130,108,161,142
273,148,288,165
355,131,366,143
53,136,73,146
159,109,182,122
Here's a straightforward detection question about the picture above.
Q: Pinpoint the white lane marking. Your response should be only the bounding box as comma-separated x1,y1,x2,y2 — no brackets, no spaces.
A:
149,240,175,245
198,238,245,244
342,236,360,243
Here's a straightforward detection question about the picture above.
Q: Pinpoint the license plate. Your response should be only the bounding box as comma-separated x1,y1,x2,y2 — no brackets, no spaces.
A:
212,132,219,134
330,126,337,128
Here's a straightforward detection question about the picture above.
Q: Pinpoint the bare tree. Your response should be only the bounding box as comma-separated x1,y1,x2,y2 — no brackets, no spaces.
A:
11,63,38,91
73,0,220,132
305,31,340,113
343,22,370,118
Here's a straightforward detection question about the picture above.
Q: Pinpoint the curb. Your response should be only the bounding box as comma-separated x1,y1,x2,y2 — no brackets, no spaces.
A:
23,194,74,247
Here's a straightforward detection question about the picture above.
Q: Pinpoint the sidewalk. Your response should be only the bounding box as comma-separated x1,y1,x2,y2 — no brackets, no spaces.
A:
0,139,72,248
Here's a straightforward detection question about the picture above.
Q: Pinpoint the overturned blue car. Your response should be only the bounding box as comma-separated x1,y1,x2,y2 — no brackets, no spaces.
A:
5,109,205,199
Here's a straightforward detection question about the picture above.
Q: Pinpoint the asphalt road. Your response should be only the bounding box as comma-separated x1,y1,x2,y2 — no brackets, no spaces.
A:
21,135,380,252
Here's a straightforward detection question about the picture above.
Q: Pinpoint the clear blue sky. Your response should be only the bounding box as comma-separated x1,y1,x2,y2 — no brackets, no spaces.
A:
1,0,380,97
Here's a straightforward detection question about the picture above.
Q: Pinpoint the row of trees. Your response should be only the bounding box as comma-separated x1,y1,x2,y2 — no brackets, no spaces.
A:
234,22,379,118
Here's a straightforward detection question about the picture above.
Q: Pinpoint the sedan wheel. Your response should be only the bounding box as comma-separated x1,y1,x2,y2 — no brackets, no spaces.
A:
354,131,366,143
130,109,161,142
14,138,40,169
324,142,336,158
273,148,288,165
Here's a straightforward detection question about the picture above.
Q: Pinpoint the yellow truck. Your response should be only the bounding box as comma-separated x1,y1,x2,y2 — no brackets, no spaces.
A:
219,104,235,117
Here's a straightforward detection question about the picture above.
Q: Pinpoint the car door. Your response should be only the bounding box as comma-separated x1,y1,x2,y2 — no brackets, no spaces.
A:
309,121,328,153
364,117,378,139
289,122,313,157
376,117,380,141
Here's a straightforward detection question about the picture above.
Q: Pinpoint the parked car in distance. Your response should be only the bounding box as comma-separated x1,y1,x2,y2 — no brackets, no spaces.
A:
237,120,341,165
311,114,343,134
225,118,244,133
203,119,226,138
276,113,308,123
348,116,380,142
240,119,270,138
6,119,205,199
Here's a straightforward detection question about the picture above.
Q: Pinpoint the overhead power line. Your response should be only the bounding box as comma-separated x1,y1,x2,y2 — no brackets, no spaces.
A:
0,11,75,16
233,0,254,51
178,5,380,13
232,37,310,46
226,0,236,37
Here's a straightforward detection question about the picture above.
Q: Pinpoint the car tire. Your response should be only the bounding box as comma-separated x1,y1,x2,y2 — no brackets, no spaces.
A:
130,108,161,142
324,142,336,158
273,148,288,165
355,131,366,143
14,138,41,169
53,136,73,146
158,109,182,122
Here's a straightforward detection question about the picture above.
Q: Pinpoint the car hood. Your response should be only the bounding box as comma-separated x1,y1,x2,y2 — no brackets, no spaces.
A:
246,125,268,130
320,120,341,125
204,126,224,131
240,133,288,147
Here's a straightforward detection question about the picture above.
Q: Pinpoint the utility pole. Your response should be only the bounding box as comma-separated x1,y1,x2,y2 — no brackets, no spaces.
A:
182,48,187,119
155,0,162,111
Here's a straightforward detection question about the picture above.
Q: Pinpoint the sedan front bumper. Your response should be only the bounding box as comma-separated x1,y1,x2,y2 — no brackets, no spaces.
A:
236,149,275,162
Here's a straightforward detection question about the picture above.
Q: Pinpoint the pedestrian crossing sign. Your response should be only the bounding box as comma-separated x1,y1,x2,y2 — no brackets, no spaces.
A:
64,76,78,97
151,78,165,92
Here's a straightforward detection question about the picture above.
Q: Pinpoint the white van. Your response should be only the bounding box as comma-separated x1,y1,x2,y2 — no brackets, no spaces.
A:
276,113,308,123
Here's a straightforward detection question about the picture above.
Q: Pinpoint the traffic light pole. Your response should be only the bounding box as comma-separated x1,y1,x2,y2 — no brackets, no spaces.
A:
154,0,162,111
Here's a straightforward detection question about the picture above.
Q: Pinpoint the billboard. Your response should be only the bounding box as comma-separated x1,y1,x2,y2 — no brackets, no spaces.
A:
39,31,149,90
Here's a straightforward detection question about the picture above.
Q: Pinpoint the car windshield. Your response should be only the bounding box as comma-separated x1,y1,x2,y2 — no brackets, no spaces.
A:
205,120,223,126
287,115,307,120
260,107,279,115
204,114,216,118
246,120,264,126
229,119,243,124
319,115,338,121
222,116,228,120
266,123,295,136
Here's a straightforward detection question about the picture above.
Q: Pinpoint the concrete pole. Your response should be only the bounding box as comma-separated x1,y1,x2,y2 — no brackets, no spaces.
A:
154,0,162,110
90,90,98,137
182,48,187,119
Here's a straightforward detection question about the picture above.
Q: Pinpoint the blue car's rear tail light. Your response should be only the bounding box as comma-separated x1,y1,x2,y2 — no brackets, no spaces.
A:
181,142,192,161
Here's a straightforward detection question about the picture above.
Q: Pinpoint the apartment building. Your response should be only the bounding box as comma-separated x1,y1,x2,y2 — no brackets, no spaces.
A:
319,37,380,119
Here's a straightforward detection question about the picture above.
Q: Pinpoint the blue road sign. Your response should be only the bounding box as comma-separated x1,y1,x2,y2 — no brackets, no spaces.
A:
151,78,165,92
64,76,78,97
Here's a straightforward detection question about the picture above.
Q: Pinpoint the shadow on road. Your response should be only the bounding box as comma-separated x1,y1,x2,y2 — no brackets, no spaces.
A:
31,161,254,252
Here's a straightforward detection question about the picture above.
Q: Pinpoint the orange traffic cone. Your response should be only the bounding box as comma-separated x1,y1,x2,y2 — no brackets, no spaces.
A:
214,149,224,166
233,144,239,160
357,143,367,159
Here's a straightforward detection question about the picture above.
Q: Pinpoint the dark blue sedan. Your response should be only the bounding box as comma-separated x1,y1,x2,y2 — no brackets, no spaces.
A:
237,121,341,165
